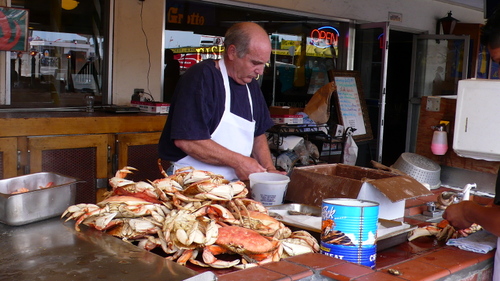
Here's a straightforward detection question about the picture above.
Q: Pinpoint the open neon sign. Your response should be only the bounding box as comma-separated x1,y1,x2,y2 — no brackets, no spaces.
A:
310,26,339,48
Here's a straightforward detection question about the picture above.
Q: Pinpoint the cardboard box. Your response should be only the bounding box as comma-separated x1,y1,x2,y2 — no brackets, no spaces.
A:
286,164,432,220
271,114,304,125
131,101,170,114
269,106,304,116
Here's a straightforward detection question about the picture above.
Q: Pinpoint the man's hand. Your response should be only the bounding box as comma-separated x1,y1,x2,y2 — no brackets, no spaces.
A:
442,201,474,230
232,156,267,181
266,168,287,176
443,201,500,236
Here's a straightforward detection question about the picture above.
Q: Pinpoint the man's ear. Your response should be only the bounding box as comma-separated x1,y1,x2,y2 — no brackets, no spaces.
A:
226,44,237,60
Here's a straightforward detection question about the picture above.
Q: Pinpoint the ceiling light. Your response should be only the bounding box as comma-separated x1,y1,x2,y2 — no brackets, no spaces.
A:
61,0,79,11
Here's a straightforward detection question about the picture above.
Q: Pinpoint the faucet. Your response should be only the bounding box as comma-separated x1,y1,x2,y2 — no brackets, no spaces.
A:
424,183,477,217
456,183,477,202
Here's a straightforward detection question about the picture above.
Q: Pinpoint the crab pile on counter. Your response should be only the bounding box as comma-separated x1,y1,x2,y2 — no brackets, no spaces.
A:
61,162,319,269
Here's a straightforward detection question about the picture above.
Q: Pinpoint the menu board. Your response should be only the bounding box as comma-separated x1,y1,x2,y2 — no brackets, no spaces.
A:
329,71,373,142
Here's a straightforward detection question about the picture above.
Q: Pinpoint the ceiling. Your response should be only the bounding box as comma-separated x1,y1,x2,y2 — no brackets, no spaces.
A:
437,0,484,11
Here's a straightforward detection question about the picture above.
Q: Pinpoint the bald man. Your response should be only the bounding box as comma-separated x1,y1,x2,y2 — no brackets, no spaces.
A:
159,22,284,181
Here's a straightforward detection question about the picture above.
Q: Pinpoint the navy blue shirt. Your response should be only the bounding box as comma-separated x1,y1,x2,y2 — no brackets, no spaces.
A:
159,59,274,162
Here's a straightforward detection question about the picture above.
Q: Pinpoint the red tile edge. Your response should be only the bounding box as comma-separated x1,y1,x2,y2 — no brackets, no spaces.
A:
216,266,290,281
321,262,375,280
284,252,346,270
261,260,314,280
379,259,451,281
446,245,496,263
353,271,408,280
413,248,479,274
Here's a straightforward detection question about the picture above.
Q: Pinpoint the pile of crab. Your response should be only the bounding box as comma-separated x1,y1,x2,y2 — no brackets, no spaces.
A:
61,162,319,269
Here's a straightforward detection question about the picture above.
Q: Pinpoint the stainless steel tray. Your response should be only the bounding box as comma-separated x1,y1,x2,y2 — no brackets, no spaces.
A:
268,203,416,251
268,203,322,233
0,172,82,226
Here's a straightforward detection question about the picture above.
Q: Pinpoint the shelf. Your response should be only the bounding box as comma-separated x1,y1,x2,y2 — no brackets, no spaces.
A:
267,124,344,170
267,123,328,134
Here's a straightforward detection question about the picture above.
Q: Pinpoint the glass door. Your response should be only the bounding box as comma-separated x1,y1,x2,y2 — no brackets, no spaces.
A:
355,22,389,163
405,34,469,152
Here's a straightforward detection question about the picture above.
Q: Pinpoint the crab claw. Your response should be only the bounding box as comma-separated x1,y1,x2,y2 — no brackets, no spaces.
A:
61,203,100,222
202,245,241,268
408,225,440,241
115,166,138,178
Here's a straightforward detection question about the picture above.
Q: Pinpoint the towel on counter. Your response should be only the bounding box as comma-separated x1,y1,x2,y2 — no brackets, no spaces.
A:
446,230,497,254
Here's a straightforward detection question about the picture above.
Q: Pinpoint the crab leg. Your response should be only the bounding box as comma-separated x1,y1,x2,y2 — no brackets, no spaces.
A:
202,245,241,268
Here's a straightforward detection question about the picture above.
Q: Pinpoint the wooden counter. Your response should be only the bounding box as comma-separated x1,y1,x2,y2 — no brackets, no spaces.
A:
0,111,167,137
0,111,168,203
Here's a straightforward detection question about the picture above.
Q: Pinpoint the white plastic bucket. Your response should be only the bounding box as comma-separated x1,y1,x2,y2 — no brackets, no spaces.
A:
249,172,290,206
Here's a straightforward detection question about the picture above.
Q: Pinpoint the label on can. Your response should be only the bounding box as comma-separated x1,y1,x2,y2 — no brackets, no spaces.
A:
320,198,379,268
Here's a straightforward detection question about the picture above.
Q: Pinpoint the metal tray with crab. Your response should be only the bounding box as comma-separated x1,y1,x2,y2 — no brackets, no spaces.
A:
0,172,83,226
268,203,417,251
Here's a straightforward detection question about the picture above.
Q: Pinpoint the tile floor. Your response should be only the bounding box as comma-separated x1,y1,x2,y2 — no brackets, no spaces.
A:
190,187,496,280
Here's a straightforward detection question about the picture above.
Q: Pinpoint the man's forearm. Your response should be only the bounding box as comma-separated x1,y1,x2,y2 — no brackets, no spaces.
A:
174,139,244,167
465,204,500,236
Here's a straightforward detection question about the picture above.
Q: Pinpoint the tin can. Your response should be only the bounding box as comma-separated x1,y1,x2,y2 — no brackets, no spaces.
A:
320,198,379,268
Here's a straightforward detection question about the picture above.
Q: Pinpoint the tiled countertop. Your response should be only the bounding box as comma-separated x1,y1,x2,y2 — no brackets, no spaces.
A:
192,187,496,280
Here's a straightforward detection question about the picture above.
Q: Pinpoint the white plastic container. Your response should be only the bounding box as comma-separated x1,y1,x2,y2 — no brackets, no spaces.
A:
454,79,500,161
249,172,290,206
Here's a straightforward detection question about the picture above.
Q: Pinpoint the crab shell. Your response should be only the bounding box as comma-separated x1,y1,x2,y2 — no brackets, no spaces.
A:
111,182,163,204
105,218,161,240
199,226,282,268
182,179,230,195
109,167,164,204
65,196,169,231
280,230,320,257
238,210,291,239
215,226,280,259
232,198,268,214
169,166,223,188
181,180,247,201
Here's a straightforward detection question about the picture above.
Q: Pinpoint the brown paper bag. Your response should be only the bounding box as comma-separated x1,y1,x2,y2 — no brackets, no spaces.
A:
303,82,335,124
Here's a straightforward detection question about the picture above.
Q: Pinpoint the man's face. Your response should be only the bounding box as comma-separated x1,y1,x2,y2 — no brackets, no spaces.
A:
229,41,271,85
489,45,500,64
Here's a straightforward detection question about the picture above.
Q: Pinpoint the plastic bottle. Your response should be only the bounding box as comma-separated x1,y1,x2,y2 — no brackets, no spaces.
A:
431,126,448,155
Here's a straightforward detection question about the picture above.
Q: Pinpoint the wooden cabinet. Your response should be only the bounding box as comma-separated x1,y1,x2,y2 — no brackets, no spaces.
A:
115,132,163,182
27,134,112,203
0,113,167,203
0,137,18,179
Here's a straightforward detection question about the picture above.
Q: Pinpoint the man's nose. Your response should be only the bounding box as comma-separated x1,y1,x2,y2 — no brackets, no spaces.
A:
256,65,265,75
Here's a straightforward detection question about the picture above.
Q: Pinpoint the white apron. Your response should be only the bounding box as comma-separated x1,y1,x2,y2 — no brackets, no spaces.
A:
494,238,500,280
173,58,256,181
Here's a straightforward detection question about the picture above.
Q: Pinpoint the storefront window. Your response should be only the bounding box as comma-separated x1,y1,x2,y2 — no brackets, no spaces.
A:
4,0,108,108
165,0,344,108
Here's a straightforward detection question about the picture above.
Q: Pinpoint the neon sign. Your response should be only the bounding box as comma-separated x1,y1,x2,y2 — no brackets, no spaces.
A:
171,45,224,70
310,26,339,48
167,7,205,26
195,45,224,60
